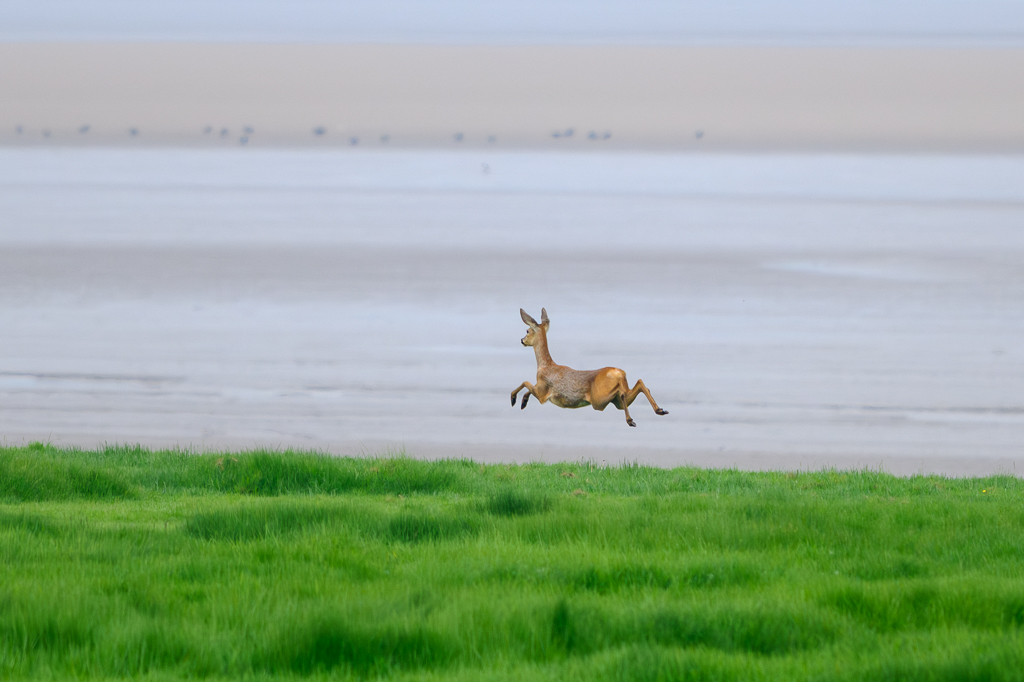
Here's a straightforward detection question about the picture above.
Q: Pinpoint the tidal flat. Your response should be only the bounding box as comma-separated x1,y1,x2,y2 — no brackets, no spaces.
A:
4,150,1024,473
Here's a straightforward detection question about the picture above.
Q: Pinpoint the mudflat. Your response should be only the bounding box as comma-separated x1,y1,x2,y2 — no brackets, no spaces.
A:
2,149,1022,474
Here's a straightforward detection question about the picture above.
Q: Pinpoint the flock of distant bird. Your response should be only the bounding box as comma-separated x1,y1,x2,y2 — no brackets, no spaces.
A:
10,124,708,144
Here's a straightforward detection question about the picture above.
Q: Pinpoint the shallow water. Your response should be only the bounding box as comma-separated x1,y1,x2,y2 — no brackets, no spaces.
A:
2,149,1023,473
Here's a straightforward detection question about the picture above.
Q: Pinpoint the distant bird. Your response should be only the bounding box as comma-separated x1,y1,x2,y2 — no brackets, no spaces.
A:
564,128,574,137
129,128,139,136
78,125,90,134
552,131,561,138
243,126,254,135
588,131,597,140
454,132,464,142
220,128,229,137
239,136,249,145
15,125,22,135
314,127,326,136
695,130,704,140
349,136,359,145
603,132,611,140
203,126,213,134
380,134,390,144
42,130,51,138
481,163,491,174
488,135,496,144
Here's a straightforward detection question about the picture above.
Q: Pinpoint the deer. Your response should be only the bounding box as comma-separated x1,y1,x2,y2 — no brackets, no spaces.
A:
510,308,669,427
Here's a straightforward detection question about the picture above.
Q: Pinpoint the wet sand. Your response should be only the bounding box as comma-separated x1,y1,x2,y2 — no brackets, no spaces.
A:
2,149,1023,475
3,44,1024,151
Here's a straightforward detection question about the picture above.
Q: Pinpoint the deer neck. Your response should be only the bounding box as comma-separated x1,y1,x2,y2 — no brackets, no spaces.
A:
533,330,555,368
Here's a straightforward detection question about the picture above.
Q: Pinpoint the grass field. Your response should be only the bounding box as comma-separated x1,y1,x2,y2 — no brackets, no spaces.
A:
2,443,1024,681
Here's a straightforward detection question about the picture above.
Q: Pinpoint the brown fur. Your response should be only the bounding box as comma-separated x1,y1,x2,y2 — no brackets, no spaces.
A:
511,308,668,427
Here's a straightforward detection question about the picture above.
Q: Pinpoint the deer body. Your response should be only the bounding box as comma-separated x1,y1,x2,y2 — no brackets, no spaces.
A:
511,308,668,427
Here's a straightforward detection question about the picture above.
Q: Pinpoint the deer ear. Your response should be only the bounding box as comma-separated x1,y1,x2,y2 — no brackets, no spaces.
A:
520,308,539,328
540,308,550,329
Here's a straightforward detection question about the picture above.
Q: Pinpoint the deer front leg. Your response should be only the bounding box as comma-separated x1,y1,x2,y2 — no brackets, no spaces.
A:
625,379,668,415
511,381,536,409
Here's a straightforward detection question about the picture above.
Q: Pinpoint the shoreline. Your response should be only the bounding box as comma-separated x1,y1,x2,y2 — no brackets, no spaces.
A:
3,436,1019,477
3,44,1024,152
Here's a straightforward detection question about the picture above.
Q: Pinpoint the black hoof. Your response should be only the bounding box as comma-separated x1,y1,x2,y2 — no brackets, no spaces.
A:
521,394,530,409
627,419,636,427
656,409,668,415
511,394,516,406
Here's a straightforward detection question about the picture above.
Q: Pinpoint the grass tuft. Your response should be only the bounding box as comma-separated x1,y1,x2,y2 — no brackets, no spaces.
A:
0,450,136,501
679,558,764,589
597,645,743,682
645,605,837,655
210,452,358,495
184,500,352,541
570,565,674,593
0,510,64,536
551,599,576,652
0,592,96,655
268,616,455,676
193,452,463,496
850,650,1024,682
486,489,552,516
387,512,480,543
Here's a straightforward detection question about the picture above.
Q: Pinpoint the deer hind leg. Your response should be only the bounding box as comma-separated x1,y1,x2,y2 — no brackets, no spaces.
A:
624,379,669,416
610,375,637,427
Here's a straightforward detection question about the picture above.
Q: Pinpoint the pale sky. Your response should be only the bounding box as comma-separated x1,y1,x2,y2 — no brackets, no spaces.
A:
3,0,1023,45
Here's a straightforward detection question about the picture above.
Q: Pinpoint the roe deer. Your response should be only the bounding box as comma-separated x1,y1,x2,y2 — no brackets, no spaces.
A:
510,308,668,427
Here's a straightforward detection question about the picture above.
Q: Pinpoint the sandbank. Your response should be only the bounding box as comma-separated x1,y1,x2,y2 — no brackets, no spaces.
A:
2,43,1024,151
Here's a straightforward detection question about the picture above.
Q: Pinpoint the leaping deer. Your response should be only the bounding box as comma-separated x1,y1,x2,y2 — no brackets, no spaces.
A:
511,308,668,427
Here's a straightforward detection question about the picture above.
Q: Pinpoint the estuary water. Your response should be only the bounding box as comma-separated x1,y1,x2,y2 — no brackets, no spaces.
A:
2,149,1023,474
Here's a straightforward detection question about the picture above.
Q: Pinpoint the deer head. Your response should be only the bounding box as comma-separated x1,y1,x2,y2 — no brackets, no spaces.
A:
520,308,550,346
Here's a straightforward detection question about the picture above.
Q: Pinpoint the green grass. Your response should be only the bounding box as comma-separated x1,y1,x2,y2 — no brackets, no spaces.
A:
2,443,1024,680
